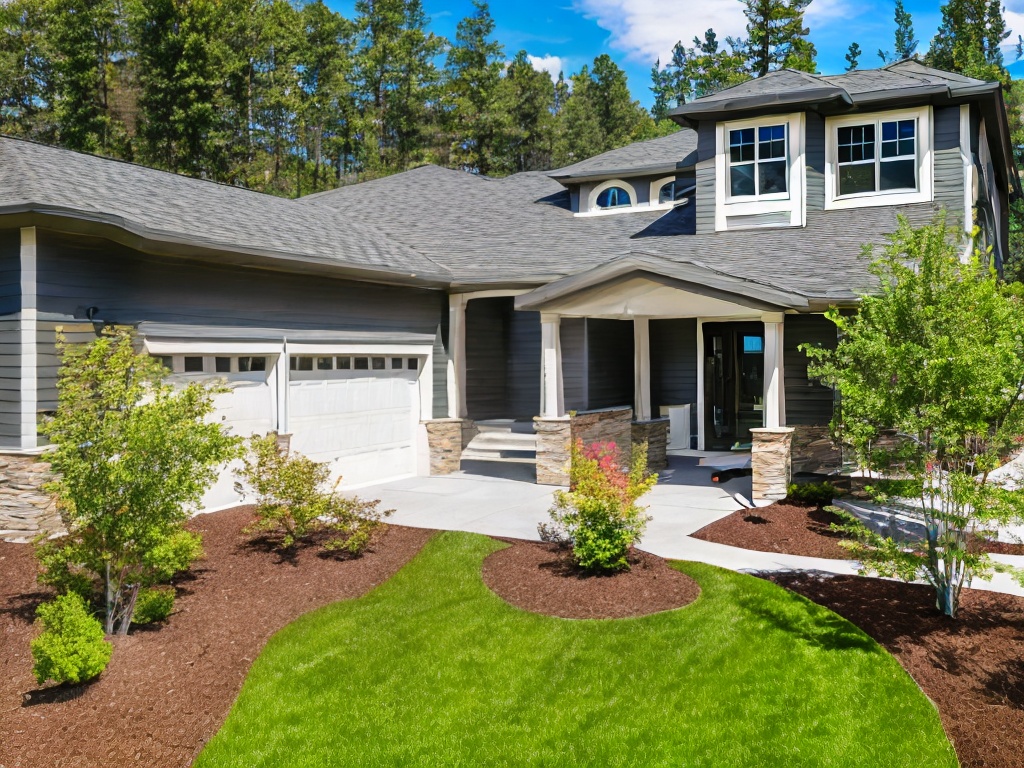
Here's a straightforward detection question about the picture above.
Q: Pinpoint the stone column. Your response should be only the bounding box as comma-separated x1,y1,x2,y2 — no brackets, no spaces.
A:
762,313,786,429
534,416,571,485
751,427,794,505
540,313,564,419
422,418,469,475
0,454,61,543
631,418,668,471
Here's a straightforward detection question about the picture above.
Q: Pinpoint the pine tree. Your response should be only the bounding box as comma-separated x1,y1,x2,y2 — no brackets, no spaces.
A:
682,29,750,100
444,0,507,175
928,0,1008,81
879,0,918,63
0,0,52,139
496,50,555,173
845,42,862,70
731,0,817,76
650,41,688,121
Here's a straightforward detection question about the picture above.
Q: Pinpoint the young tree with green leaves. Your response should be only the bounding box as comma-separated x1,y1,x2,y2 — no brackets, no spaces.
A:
804,215,1024,617
36,328,239,635
731,0,817,76
879,0,918,63
928,0,1008,81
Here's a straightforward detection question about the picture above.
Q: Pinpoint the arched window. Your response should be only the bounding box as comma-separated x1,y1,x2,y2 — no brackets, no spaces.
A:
658,180,690,204
595,186,632,208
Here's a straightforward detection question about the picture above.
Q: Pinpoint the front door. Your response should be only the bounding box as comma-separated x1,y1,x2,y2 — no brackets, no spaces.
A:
703,322,764,450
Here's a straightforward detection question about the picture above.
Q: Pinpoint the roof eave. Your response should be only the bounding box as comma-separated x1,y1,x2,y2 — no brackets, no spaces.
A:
547,157,697,184
669,88,853,126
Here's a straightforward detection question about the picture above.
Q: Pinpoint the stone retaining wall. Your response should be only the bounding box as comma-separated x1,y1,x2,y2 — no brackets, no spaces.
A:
0,454,61,543
534,417,571,485
791,424,842,475
751,427,793,504
570,407,634,459
631,418,669,471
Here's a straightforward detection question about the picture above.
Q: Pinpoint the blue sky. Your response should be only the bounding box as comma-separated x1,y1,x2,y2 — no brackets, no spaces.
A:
326,0,1024,108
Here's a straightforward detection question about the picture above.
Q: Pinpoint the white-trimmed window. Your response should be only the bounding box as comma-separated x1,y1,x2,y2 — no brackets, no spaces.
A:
826,107,932,209
652,176,695,205
158,354,269,374
727,123,789,200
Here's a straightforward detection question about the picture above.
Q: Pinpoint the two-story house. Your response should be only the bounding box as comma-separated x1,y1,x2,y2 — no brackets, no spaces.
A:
0,60,1016,533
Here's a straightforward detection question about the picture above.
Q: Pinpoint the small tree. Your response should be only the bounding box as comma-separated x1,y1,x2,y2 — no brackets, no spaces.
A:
236,433,391,553
539,440,656,572
804,214,1024,617
37,328,240,635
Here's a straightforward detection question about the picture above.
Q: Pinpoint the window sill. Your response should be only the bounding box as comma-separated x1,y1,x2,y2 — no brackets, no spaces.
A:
574,200,686,218
824,188,931,210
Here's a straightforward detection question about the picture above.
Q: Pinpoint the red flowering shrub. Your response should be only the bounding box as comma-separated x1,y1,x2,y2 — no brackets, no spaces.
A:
538,439,657,571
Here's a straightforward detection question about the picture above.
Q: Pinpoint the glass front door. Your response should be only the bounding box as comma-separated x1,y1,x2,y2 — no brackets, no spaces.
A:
703,322,764,450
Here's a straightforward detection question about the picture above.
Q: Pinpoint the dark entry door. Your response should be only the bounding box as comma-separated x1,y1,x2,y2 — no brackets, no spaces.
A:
703,322,765,450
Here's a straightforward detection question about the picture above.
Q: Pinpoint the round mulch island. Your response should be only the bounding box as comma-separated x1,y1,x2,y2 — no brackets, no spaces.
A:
482,539,700,619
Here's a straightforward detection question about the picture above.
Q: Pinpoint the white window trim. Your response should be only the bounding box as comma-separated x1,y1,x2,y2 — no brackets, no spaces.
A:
586,179,637,212
715,112,805,231
824,106,933,210
575,176,693,217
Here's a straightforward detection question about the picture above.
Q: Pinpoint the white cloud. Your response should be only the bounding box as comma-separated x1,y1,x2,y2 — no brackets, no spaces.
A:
527,54,566,81
571,0,747,65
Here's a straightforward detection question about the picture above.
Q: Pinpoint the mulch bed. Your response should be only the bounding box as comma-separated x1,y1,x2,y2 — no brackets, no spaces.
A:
764,572,1024,768
481,539,700,619
690,502,853,559
0,506,434,768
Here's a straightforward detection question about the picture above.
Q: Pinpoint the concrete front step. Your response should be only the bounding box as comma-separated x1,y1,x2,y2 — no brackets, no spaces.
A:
464,425,537,463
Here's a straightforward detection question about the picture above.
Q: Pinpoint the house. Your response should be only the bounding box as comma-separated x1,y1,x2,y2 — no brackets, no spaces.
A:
0,60,1016,537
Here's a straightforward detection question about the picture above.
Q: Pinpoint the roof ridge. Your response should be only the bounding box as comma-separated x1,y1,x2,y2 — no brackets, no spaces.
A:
0,134,299,202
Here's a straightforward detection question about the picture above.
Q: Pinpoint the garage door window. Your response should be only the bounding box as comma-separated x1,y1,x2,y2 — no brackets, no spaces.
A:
156,355,270,374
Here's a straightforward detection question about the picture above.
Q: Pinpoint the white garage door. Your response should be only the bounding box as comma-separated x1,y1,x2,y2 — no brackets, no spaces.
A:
288,355,420,487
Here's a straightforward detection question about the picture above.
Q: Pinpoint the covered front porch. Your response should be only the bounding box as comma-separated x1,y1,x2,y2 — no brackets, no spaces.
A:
433,256,835,500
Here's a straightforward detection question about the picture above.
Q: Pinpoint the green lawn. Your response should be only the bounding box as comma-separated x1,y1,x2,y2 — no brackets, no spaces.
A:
196,532,956,767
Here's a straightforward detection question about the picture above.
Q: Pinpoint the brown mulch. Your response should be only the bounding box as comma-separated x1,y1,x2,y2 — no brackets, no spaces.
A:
690,502,854,559
481,539,700,619
0,506,434,768
766,572,1024,768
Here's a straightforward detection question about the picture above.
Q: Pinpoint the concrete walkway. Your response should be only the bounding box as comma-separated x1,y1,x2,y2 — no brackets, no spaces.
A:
370,456,1024,598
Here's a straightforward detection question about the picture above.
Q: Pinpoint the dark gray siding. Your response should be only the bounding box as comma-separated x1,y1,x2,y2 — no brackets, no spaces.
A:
0,318,20,440
432,322,448,418
934,106,960,150
695,122,717,235
587,319,633,410
507,309,540,418
784,314,837,426
650,319,698,412
805,113,826,212
0,230,20,316
561,317,587,412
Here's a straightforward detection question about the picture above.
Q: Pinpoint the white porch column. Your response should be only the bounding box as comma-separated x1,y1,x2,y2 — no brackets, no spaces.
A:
275,339,289,435
633,317,651,421
19,227,37,450
696,319,705,450
762,312,786,429
447,294,467,419
540,313,564,418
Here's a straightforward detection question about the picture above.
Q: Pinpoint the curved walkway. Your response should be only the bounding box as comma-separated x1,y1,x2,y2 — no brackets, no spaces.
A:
371,458,1024,598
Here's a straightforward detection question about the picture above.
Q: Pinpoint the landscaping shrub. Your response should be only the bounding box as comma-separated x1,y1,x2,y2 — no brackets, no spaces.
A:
31,593,113,686
132,587,176,625
237,434,392,553
539,440,656,572
785,481,837,507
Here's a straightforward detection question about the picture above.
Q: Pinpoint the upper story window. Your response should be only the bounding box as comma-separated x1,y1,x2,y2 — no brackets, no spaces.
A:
595,186,632,208
728,124,788,199
657,179,693,204
825,107,932,211
837,118,917,196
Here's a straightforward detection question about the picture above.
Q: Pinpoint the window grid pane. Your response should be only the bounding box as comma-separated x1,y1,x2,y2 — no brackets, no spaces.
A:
215,357,231,373
337,357,351,369
729,124,786,198
183,356,203,373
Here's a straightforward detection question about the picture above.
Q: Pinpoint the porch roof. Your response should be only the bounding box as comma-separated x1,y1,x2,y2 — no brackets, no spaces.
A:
513,253,811,319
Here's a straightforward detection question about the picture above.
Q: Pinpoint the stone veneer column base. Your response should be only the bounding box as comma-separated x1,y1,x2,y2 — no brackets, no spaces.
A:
751,427,794,505
631,418,669,471
422,419,471,475
534,416,571,486
0,453,61,543
790,424,841,474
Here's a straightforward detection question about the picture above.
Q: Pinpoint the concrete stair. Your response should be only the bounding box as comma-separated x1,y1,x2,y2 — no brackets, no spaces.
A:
462,420,537,464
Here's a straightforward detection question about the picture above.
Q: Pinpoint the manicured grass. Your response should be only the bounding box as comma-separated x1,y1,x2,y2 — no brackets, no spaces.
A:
196,532,956,767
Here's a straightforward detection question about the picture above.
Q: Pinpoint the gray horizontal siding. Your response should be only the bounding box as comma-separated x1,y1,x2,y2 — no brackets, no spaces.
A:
507,309,540,418
36,321,101,414
0,316,19,441
785,314,837,426
433,322,448,419
697,121,715,162
934,106,960,151
650,319,697,411
587,319,633,410
561,317,586,412
0,230,20,316
934,146,964,220
695,160,716,234
464,297,507,420
726,211,791,229
806,113,826,212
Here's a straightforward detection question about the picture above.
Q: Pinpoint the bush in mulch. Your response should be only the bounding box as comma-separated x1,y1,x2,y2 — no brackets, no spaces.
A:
765,571,1024,768
482,538,699,619
0,506,433,768
691,502,854,560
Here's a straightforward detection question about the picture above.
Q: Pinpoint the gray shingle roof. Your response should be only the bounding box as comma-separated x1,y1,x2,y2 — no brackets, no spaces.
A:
546,129,698,180
301,162,947,301
0,136,450,283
